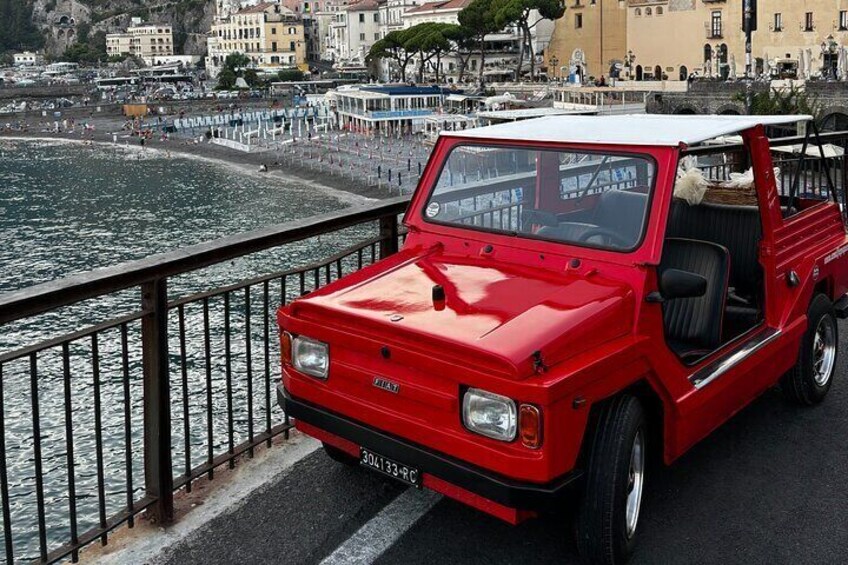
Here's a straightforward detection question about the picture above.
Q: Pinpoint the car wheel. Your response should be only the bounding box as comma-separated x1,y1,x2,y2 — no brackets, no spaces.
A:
322,442,359,466
781,293,839,405
576,395,647,565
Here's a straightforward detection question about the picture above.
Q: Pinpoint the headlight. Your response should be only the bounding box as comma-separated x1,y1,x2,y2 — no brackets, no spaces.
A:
292,335,329,379
462,388,517,442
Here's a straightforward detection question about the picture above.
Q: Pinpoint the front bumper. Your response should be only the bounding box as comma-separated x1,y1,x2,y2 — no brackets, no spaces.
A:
279,385,582,511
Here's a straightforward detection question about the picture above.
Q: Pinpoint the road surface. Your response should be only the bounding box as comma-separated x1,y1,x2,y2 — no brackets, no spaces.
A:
162,326,848,565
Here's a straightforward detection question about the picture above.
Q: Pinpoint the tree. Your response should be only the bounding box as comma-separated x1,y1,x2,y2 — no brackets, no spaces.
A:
443,25,475,82
458,0,499,84
490,0,564,81
277,68,305,82
217,67,237,90
0,0,44,53
367,29,415,82
216,52,252,90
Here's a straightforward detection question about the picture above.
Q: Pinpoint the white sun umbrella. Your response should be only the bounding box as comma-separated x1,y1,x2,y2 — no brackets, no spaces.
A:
798,49,806,80
839,46,848,80
729,54,737,79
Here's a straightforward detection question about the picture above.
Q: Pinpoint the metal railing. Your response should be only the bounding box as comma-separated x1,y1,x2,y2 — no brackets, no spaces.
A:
0,196,409,563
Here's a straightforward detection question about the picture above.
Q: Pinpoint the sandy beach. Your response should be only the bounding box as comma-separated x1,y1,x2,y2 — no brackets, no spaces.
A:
0,112,396,204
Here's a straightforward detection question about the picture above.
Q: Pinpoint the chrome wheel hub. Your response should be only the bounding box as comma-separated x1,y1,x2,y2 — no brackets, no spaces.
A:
625,429,645,539
813,317,836,387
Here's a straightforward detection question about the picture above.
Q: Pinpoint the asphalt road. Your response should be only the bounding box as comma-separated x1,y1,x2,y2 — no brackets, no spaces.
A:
163,323,848,565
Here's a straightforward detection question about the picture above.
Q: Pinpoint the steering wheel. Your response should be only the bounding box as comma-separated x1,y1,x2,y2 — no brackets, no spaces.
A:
578,226,631,248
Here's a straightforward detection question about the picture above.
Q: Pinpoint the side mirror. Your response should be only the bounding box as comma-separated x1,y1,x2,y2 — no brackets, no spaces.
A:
647,269,707,303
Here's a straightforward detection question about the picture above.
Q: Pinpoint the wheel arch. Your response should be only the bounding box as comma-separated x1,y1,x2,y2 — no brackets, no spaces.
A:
576,375,670,470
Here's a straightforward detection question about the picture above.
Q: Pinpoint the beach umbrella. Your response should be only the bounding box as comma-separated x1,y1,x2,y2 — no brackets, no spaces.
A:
797,49,805,80
839,47,848,80
729,54,737,79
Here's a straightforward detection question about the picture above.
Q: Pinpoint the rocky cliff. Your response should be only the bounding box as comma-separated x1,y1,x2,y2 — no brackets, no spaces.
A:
28,0,216,56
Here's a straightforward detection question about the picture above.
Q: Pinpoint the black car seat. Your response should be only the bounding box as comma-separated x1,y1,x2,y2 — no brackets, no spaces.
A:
660,238,731,363
667,200,762,331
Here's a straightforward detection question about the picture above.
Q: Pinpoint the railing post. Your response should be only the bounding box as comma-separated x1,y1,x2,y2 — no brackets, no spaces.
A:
141,278,174,524
379,213,399,259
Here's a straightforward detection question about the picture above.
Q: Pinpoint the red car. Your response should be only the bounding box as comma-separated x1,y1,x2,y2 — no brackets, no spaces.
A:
278,115,848,564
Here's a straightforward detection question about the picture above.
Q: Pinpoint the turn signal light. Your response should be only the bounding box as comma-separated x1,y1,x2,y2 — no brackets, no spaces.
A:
281,331,293,365
519,404,542,449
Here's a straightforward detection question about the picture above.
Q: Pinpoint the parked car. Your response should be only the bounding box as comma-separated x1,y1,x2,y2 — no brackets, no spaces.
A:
278,115,848,564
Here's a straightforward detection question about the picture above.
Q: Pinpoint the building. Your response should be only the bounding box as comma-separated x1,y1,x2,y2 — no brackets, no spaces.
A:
13,51,44,66
624,0,848,82
333,84,450,133
106,18,174,64
547,0,627,82
207,2,307,77
329,0,381,64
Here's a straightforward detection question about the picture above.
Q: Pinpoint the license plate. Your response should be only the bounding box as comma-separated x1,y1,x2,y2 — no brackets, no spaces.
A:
360,448,421,487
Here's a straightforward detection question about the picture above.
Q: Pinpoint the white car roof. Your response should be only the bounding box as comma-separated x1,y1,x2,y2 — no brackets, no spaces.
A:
441,114,812,147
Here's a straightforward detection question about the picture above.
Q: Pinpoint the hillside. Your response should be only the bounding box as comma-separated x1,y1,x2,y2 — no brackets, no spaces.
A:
2,0,215,57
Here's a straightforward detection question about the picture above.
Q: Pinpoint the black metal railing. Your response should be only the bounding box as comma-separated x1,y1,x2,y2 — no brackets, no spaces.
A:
0,196,409,563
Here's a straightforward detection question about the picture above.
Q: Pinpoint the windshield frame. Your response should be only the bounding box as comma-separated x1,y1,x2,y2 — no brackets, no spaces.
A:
418,141,660,254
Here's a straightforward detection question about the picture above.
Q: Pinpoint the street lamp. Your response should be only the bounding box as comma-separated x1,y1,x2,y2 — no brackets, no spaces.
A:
549,55,559,81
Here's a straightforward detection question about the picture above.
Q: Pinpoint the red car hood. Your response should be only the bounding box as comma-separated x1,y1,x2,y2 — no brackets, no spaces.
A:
288,247,635,380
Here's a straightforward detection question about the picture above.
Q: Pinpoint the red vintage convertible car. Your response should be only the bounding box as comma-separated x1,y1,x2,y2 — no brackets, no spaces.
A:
279,115,848,563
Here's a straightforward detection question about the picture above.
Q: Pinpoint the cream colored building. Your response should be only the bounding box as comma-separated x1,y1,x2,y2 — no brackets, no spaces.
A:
627,0,848,81
208,2,307,77
546,0,628,82
106,18,174,63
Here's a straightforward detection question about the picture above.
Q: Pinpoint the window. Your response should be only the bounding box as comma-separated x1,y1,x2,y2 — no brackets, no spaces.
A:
360,32,365,40
840,10,848,31
271,27,277,34
575,13,582,28
374,13,379,22
374,33,380,40
645,7,651,16
805,12,814,31
634,8,641,16
359,13,365,22
711,11,722,38
425,145,656,252
272,41,278,51
656,6,662,15
290,41,296,50
773,12,782,31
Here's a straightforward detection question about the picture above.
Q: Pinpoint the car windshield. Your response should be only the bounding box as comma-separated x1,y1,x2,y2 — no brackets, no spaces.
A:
424,144,656,251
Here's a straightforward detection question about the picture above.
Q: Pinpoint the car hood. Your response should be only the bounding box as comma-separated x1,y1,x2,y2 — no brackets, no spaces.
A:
288,247,635,380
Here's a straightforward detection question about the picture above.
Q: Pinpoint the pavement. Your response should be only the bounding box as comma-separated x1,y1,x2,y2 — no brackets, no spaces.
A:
157,324,848,565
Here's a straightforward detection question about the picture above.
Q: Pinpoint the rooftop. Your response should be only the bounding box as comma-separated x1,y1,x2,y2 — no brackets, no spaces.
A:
345,0,380,11
406,0,471,14
442,114,812,147
235,2,277,14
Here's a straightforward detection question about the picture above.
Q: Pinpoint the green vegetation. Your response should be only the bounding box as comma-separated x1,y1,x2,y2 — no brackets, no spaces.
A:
216,53,264,89
457,0,497,83
490,0,565,80
0,0,44,54
61,23,108,63
277,68,305,82
736,86,823,122
366,22,469,83
367,0,564,83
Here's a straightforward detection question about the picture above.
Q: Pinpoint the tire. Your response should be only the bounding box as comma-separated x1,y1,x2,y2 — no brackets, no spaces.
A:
322,442,359,466
781,293,839,406
576,395,647,565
